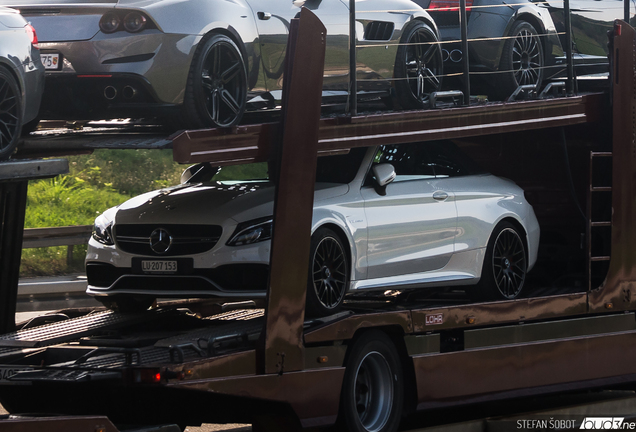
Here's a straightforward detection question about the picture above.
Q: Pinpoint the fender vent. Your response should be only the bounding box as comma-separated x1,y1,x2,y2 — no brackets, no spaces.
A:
364,21,394,41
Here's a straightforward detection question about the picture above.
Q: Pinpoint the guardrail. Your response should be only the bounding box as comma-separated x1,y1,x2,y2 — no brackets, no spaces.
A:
22,225,92,264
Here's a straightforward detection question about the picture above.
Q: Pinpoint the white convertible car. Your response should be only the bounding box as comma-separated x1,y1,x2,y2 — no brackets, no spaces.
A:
86,142,540,316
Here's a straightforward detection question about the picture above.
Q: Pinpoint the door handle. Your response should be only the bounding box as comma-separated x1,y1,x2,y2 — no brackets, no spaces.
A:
433,191,449,201
258,11,272,20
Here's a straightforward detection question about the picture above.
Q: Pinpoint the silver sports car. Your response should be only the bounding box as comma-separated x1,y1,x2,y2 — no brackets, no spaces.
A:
0,6,44,159
6,0,443,128
86,142,540,316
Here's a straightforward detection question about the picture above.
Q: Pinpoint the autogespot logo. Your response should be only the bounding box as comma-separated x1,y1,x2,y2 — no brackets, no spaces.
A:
580,418,632,430
149,228,173,254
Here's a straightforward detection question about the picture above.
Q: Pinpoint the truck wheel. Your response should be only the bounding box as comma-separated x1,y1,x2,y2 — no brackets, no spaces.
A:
339,330,404,432
305,227,349,317
393,21,443,109
477,221,527,300
494,20,544,100
182,34,247,129
97,296,155,312
0,68,22,160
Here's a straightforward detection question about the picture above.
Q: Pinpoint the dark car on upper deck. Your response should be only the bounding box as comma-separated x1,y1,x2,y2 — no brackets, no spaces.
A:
414,0,631,99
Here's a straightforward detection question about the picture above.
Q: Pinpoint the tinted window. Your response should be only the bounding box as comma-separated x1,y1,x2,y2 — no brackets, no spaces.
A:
426,141,485,177
375,144,435,180
373,142,485,180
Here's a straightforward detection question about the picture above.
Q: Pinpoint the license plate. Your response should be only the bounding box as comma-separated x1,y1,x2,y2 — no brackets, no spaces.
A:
141,260,177,274
40,53,60,70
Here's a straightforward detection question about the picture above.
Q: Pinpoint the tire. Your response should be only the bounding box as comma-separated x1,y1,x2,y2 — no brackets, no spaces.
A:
0,68,22,160
495,20,544,100
393,21,443,109
338,330,404,432
182,34,247,129
476,221,527,300
97,296,155,312
306,227,349,317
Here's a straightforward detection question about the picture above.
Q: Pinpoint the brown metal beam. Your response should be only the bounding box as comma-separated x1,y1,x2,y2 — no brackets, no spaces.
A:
261,8,327,375
172,94,603,165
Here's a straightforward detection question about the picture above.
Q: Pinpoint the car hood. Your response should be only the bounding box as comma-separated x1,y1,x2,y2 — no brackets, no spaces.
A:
112,181,349,226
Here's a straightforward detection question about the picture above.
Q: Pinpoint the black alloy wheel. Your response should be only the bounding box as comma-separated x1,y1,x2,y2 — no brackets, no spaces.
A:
0,68,22,160
477,221,527,300
495,20,544,100
394,21,443,109
182,34,247,129
338,330,404,432
306,227,349,317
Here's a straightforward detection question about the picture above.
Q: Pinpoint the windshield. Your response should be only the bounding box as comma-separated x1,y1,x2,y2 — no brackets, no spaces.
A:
211,147,367,185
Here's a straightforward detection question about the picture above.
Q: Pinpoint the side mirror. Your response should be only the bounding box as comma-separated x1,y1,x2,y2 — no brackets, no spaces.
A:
373,163,396,187
180,163,221,184
372,163,396,196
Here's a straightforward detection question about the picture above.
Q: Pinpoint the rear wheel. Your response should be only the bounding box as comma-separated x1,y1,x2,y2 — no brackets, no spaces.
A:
476,221,527,300
394,21,443,109
182,34,247,129
0,68,22,160
306,228,349,317
338,330,404,432
494,20,544,100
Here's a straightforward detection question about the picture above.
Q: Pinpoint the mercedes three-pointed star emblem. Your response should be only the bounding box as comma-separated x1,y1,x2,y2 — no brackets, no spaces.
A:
149,228,173,254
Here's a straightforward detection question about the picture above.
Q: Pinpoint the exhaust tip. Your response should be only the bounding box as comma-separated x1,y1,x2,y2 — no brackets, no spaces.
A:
104,86,117,100
442,49,450,62
122,85,137,100
450,49,462,63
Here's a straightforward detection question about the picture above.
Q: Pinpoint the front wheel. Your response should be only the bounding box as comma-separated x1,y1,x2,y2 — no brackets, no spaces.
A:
476,221,527,300
494,20,544,100
338,330,404,432
182,34,247,129
393,21,443,109
306,228,349,317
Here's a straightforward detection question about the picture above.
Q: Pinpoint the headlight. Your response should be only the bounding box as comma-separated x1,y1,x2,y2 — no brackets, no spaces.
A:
123,12,146,33
227,217,273,246
99,12,120,33
92,214,114,245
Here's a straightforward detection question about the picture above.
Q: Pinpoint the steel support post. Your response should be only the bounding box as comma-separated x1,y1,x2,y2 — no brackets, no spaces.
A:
0,159,68,333
262,8,327,375
460,0,470,105
349,0,357,115
0,181,27,333
564,0,576,95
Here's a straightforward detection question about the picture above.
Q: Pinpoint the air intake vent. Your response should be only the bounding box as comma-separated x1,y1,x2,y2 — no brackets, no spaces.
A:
364,21,394,41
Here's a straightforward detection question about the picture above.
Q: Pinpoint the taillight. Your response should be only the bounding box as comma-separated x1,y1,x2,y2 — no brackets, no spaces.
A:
26,24,38,49
428,0,473,12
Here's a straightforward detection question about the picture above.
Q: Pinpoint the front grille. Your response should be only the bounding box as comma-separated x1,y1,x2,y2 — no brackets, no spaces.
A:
114,224,222,256
364,21,395,41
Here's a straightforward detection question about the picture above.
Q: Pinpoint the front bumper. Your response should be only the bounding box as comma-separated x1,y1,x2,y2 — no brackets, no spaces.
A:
86,262,269,298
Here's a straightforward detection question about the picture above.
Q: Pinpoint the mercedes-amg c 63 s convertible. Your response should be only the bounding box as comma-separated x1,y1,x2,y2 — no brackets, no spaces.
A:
86,141,539,316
